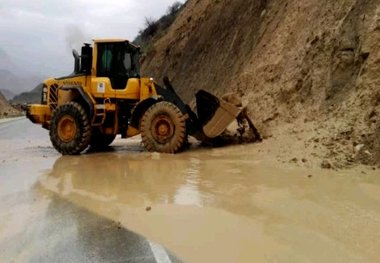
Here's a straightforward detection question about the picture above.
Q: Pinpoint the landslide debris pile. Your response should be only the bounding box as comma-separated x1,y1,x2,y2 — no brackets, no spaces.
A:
141,0,380,166
0,91,20,118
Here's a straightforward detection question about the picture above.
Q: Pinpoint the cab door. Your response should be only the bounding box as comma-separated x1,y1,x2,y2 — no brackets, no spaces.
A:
91,42,140,100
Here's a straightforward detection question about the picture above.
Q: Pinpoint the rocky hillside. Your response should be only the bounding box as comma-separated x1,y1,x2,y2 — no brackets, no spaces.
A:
141,0,380,167
0,89,16,101
0,91,20,118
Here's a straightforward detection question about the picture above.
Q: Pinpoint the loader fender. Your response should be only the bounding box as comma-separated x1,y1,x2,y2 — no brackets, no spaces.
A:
60,86,94,119
130,97,162,129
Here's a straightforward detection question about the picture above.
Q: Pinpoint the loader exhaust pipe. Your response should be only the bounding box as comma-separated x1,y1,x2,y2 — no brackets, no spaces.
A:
72,49,80,74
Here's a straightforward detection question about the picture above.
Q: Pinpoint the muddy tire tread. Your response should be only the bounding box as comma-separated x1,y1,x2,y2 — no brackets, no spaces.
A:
140,101,186,153
49,102,91,155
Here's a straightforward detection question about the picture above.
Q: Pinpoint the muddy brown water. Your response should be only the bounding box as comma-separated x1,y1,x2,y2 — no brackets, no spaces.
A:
38,144,380,263
1,119,380,262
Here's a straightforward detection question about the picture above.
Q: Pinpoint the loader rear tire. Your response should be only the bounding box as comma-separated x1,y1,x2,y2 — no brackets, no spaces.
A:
140,101,186,153
90,128,116,149
50,102,92,155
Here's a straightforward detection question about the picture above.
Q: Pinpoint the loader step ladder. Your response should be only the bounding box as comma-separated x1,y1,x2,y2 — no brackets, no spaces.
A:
92,104,106,126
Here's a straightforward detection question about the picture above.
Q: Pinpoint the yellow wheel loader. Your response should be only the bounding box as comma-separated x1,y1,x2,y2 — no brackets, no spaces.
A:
26,39,260,155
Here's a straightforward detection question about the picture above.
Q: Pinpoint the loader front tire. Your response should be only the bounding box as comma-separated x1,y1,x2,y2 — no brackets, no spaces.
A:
50,102,92,155
140,102,186,153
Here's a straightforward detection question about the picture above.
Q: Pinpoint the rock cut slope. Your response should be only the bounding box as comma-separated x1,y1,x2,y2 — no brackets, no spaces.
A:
142,0,380,166
0,91,20,118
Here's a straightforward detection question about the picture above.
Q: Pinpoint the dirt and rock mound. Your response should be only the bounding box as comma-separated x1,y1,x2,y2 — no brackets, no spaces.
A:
142,0,380,167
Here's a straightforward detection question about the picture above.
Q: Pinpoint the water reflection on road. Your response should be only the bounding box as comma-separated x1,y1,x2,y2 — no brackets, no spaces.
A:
38,146,380,263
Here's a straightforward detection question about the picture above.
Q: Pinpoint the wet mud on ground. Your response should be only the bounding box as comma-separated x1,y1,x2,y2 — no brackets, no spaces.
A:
1,118,380,262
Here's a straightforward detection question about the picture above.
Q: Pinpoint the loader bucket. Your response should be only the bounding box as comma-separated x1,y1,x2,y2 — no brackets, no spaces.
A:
195,90,241,138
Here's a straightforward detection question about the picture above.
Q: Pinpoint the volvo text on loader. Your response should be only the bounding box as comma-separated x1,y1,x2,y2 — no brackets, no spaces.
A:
26,39,260,155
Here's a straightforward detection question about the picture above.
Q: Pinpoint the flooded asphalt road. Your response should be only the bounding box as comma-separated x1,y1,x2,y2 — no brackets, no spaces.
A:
0,118,181,263
1,118,380,263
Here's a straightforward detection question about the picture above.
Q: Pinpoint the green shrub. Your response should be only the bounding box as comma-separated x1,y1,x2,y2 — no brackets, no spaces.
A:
134,1,185,52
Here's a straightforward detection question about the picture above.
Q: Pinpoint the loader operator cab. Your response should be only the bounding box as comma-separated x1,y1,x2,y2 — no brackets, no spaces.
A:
73,40,141,89
96,41,140,89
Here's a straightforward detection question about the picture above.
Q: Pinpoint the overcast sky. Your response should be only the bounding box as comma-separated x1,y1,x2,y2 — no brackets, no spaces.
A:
0,0,183,76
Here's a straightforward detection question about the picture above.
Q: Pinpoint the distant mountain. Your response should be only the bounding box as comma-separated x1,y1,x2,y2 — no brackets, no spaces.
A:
11,83,43,104
0,89,16,100
0,69,42,94
0,48,43,96
0,48,16,71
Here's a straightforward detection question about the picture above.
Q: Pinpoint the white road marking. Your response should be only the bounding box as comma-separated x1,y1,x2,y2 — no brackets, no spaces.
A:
148,240,172,263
